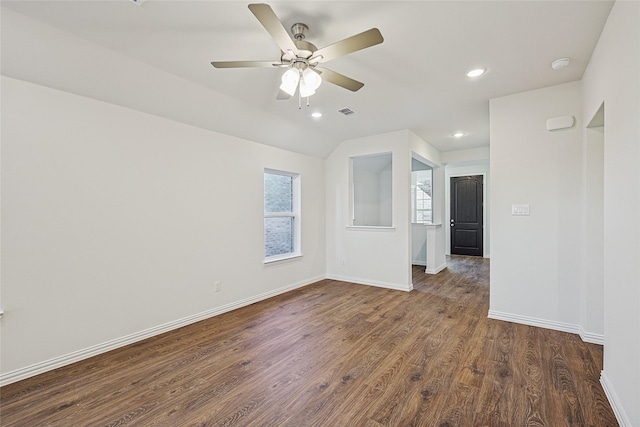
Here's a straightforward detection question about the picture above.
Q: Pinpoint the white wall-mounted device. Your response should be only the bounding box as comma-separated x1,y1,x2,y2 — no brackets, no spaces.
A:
512,204,530,216
546,115,575,131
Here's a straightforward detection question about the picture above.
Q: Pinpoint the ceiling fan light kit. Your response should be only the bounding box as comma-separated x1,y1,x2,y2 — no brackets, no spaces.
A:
280,68,300,96
302,68,322,90
211,3,384,108
279,66,322,97
299,78,317,98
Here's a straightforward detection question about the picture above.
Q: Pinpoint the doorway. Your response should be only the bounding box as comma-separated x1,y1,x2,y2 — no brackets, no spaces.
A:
450,175,483,256
410,158,432,267
584,102,604,340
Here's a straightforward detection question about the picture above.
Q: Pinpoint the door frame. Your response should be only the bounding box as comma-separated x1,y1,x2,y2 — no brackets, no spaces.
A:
445,172,487,257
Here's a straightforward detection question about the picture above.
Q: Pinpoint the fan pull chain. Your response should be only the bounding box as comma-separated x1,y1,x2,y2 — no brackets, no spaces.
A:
295,77,311,109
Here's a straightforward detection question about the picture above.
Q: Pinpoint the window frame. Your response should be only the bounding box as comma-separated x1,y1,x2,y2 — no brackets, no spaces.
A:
263,168,302,263
411,168,433,224
415,184,432,222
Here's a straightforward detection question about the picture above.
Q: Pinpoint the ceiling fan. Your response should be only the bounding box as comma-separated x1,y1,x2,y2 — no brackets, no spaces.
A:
211,3,384,107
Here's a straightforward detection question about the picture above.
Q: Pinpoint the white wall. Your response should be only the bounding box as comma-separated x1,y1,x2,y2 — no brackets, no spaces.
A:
440,147,490,165
411,224,427,266
0,76,326,384
378,164,393,226
489,81,584,331
326,130,444,291
581,125,604,340
326,130,412,290
353,164,380,226
352,154,393,227
582,1,640,424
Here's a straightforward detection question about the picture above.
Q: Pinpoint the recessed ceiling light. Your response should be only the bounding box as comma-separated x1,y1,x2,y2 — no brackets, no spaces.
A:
311,112,322,118
466,68,486,78
452,131,466,138
551,57,570,70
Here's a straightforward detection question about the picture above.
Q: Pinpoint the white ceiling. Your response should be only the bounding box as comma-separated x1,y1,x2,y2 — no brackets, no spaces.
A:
1,1,614,158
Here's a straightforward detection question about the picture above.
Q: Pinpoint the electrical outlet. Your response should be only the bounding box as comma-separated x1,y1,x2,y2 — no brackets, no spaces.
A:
214,281,222,292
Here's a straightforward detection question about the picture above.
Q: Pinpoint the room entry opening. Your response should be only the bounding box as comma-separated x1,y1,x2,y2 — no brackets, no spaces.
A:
450,175,483,256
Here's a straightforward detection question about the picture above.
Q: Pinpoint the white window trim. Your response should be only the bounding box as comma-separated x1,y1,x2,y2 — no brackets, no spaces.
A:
411,168,433,224
264,168,302,263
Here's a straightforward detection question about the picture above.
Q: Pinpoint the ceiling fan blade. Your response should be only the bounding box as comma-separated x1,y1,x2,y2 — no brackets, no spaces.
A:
276,89,292,100
248,3,299,56
211,61,281,68
316,67,364,92
311,28,383,63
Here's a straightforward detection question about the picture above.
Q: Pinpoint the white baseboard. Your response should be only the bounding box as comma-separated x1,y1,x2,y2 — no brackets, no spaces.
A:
488,309,580,334
412,260,427,266
326,274,413,292
0,275,325,387
425,263,447,275
578,327,604,345
600,371,633,427
487,310,605,346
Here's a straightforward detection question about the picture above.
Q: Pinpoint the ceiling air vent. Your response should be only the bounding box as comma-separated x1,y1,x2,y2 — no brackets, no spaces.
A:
338,107,355,116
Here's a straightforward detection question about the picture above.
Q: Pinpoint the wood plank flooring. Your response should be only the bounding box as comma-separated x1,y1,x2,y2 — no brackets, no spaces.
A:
1,256,618,426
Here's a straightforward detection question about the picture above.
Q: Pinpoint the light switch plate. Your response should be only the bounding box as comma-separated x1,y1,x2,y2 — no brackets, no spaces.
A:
512,204,530,216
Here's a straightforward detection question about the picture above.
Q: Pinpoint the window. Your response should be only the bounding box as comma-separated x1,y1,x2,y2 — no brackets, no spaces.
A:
412,168,433,223
264,169,301,262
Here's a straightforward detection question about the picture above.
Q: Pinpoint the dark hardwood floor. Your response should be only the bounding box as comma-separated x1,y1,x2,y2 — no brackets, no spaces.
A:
1,256,617,426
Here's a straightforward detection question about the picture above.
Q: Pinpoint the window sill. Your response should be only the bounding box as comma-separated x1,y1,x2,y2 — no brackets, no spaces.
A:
346,226,395,231
264,253,303,264
425,223,442,228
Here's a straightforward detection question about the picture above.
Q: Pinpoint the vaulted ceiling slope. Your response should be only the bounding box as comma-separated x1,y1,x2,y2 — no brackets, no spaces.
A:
1,1,614,159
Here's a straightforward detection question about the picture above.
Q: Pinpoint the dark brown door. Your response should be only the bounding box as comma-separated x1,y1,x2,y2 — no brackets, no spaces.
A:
450,176,483,256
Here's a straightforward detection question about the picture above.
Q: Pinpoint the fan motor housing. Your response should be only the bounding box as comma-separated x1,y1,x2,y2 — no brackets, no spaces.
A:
291,23,309,40
281,40,318,62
